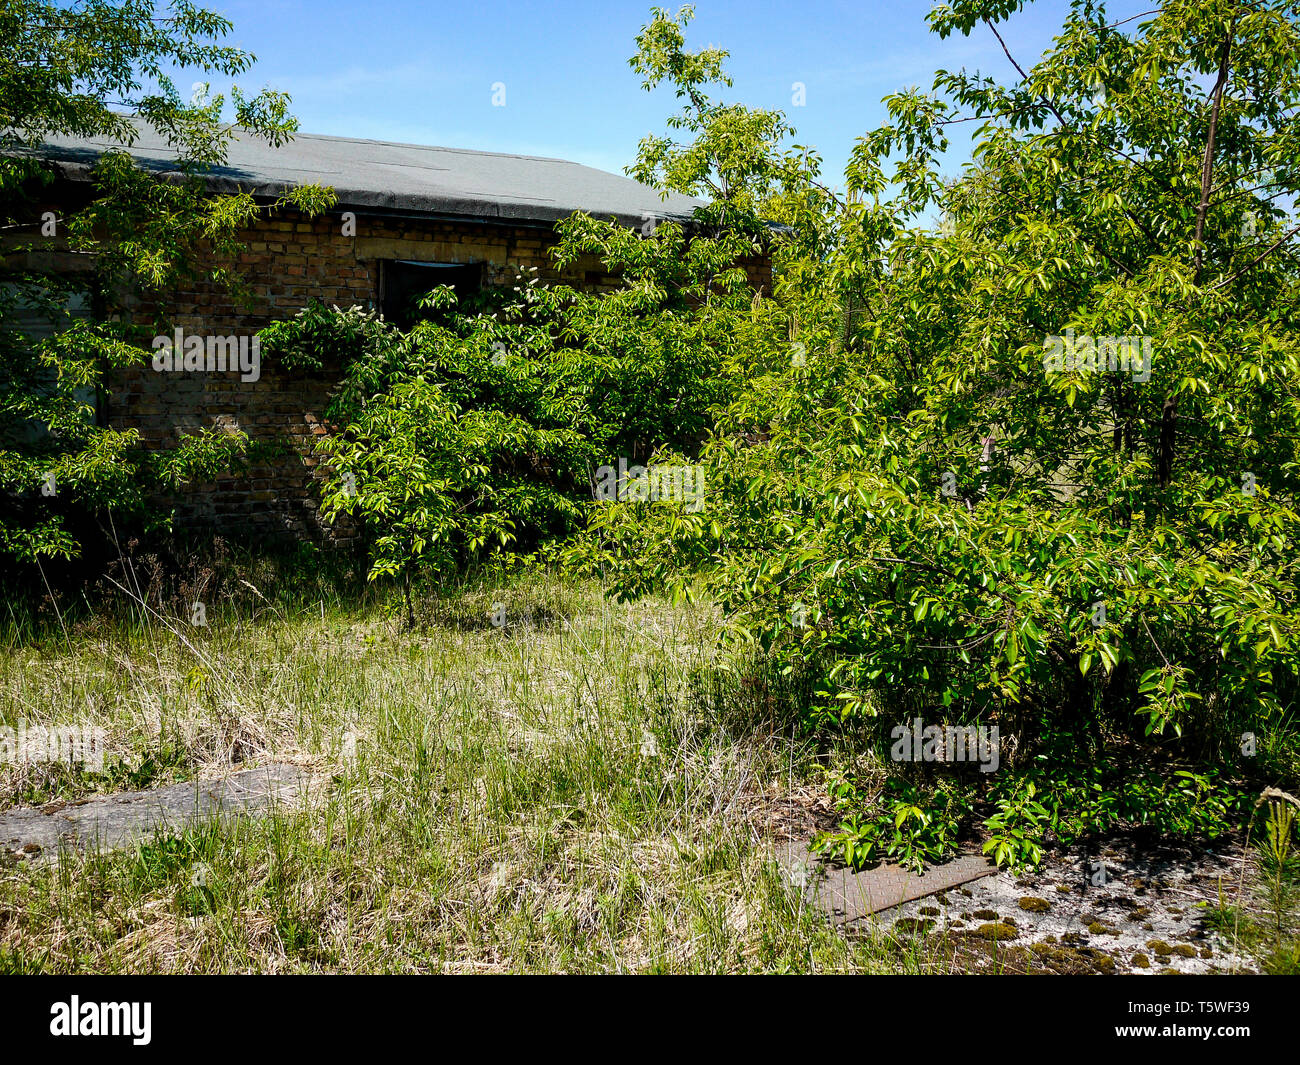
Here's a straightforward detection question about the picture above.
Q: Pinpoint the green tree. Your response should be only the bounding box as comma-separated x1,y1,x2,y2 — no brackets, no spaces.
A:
290,6,799,612
583,0,1300,868
0,0,333,568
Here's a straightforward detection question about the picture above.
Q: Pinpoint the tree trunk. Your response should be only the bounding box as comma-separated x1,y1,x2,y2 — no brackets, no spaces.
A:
1164,22,1236,491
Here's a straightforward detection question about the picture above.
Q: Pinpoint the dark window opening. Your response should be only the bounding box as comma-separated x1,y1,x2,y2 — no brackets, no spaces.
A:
380,260,483,329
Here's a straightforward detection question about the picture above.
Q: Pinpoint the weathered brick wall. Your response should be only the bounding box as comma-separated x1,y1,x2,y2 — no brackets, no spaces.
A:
106,208,772,544
113,364,342,543
155,209,622,339
111,210,615,543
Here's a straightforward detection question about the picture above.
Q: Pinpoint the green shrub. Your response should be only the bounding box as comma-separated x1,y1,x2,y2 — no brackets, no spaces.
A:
581,1,1300,868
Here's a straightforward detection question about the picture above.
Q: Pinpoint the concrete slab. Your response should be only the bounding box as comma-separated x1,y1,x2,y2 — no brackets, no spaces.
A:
0,763,310,863
777,842,996,923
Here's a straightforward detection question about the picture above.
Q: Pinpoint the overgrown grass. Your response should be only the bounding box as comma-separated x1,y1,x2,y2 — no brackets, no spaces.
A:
0,569,926,973
1199,794,1300,975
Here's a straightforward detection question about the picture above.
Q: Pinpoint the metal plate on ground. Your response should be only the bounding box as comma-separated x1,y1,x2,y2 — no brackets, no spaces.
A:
0,763,310,863
777,842,996,923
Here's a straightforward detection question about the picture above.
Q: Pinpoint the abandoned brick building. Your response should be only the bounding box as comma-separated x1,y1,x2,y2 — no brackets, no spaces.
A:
15,121,769,541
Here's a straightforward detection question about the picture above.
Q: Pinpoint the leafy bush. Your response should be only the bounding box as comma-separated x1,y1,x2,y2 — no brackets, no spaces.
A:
578,2,1300,867
818,774,975,873
281,200,764,612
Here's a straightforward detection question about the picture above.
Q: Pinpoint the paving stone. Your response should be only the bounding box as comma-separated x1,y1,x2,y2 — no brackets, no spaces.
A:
0,763,310,862
776,841,996,922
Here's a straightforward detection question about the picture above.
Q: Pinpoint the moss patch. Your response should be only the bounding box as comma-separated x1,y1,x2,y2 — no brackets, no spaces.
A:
1026,941,1113,974
971,922,1019,942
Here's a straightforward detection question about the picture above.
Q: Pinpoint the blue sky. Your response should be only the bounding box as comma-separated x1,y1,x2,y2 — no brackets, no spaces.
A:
207,0,1153,188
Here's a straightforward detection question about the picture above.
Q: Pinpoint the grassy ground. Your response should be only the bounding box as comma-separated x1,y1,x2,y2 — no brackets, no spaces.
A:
0,569,929,973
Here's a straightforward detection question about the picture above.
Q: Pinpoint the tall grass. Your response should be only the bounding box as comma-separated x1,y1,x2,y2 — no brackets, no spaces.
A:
0,567,923,973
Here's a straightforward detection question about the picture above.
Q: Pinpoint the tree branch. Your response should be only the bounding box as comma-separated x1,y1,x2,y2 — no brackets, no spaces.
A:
1209,222,1300,291
1193,25,1236,278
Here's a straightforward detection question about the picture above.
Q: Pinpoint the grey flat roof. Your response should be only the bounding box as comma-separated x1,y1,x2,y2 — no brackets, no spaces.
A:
21,118,704,229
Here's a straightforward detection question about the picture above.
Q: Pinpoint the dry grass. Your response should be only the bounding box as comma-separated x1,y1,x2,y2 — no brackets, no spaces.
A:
0,570,927,973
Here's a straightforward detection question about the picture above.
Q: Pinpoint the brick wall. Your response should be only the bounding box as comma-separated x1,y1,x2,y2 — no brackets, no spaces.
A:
106,208,772,544
110,210,607,543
